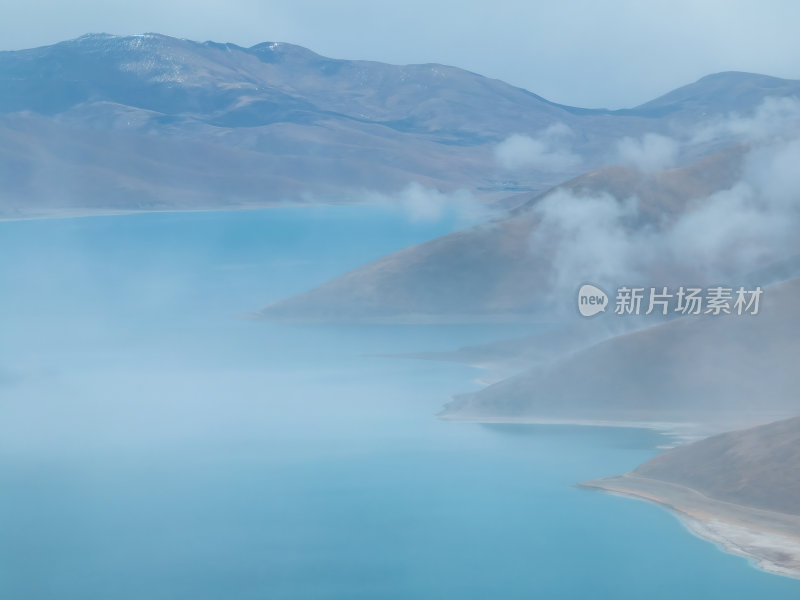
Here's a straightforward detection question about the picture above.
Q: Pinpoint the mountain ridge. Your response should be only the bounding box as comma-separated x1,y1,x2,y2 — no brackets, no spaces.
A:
442,275,800,427
3,33,799,218
259,145,750,322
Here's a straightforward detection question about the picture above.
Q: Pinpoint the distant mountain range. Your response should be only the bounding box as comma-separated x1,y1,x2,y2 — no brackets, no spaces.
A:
3,33,800,218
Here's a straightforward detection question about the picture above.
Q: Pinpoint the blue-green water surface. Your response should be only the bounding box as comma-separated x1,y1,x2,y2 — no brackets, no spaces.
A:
0,207,798,599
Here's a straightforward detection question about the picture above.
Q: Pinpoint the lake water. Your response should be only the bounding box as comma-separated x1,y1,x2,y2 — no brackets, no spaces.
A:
1,207,799,599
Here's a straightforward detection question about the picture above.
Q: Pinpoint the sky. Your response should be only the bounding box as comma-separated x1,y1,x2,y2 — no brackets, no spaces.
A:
2,0,800,109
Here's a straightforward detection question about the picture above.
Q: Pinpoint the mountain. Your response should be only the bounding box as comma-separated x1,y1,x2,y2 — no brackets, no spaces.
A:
442,276,800,427
630,71,800,118
0,33,606,217
632,416,800,515
259,145,751,322
3,34,799,218
581,417,800,578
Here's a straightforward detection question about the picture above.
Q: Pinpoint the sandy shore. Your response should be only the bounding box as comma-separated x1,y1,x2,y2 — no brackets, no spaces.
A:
579,473,800,579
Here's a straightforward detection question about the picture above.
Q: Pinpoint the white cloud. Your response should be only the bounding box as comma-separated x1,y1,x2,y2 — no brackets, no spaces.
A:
370,182,490,224
744,137,800,207
529,135,800,300
692,96,800,144
529,190,644,294
615,133,680,171
494,123,581,172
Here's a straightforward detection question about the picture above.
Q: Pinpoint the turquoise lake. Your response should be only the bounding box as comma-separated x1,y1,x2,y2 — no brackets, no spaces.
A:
1,207,799,599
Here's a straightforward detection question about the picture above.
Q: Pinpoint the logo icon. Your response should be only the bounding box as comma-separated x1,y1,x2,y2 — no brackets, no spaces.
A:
578,284,608,317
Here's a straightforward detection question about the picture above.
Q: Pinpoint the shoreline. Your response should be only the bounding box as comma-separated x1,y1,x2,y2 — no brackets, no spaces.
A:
438,415,715,446
0,201,344,224
579,473,800,579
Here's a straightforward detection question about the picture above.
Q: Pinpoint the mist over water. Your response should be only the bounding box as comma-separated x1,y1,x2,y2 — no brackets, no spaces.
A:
1,207,799,599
